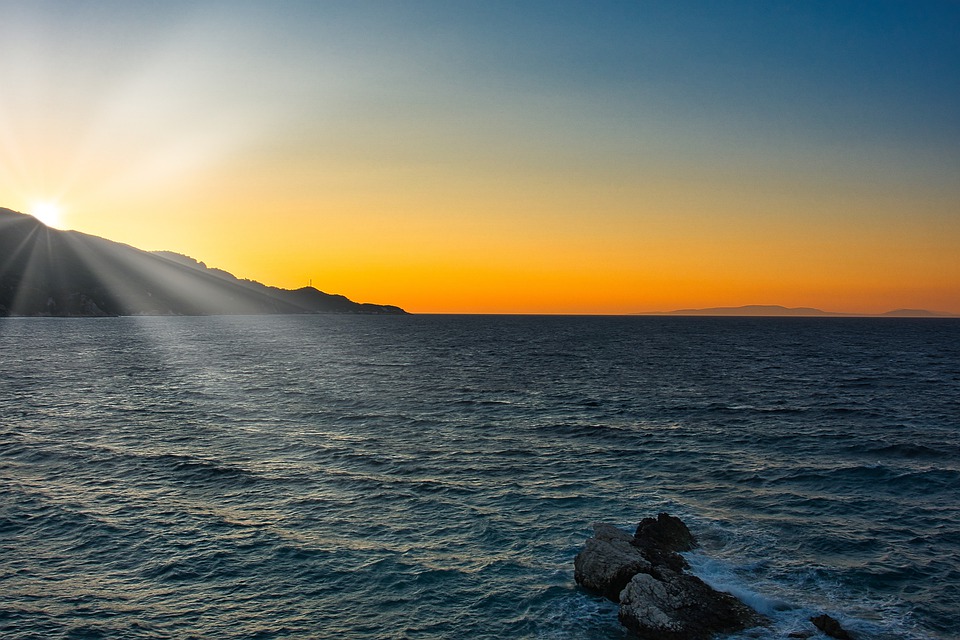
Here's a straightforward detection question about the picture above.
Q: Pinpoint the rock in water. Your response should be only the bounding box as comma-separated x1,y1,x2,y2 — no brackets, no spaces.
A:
810,614,854,639
574,523,652,601
575,514,767,639
634,512,698,552
619,571,764,640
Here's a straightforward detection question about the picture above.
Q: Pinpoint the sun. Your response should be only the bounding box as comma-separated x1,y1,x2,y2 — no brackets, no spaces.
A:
29,201,64,228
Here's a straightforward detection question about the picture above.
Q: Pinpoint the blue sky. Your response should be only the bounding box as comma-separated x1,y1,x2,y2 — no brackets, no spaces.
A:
1,1,958,312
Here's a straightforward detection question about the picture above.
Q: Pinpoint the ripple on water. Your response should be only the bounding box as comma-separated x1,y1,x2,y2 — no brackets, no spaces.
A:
1,316,958,639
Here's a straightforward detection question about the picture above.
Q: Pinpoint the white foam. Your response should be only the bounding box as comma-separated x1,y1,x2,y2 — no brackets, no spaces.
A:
685,553,794,617
683,550,936,640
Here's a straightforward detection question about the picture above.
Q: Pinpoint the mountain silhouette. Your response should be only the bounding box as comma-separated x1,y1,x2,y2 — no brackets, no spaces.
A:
880,308,953,318
663,305,841,316
0,207,405,316
654,304,954,317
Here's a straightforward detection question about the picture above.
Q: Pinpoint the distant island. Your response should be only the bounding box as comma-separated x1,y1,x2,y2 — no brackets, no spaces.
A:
647,304,955,318
0,207,406,317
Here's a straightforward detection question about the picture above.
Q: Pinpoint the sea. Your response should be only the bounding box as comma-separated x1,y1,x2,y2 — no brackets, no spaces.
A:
1,315,958,640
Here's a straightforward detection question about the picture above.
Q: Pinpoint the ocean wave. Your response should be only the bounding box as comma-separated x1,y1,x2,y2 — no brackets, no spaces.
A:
3,315,958,639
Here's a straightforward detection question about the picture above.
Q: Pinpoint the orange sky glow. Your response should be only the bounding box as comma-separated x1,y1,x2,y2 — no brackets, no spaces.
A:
2,2,958,314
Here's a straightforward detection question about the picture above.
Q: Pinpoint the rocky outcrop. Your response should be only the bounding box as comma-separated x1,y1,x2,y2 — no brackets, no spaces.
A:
634,513,697,552
574,523,652,600
632,513,695,574
574,514,767,639
810,614,854,639
619,571,762,640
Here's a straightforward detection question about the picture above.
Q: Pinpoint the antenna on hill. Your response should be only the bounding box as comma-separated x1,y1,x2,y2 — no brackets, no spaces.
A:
309,278,312,288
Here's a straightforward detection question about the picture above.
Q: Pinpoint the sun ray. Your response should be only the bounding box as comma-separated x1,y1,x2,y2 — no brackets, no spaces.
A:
6,228,51,316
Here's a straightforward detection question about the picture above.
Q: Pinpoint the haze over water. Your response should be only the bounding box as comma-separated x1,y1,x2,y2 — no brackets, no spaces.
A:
2,315,958,639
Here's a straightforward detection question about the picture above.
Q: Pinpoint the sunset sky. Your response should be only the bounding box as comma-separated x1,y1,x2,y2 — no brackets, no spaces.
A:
1,1,958,314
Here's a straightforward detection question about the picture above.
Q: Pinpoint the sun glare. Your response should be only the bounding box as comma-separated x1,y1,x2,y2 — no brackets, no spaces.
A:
29,202,64,228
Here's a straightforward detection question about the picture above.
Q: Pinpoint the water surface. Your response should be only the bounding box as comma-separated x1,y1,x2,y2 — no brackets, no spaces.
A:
2,316,958,638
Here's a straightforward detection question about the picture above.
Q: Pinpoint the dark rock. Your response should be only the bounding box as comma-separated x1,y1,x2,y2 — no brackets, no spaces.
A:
574,523,652,601
640,546,690,574
576,515,767,639
634,512,698,552
631,513,696,572
619,570,765,640
810,614,854,639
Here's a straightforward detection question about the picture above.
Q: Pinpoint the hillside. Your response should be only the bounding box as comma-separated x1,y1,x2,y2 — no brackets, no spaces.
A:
0,208,405,317
653,305,954,318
